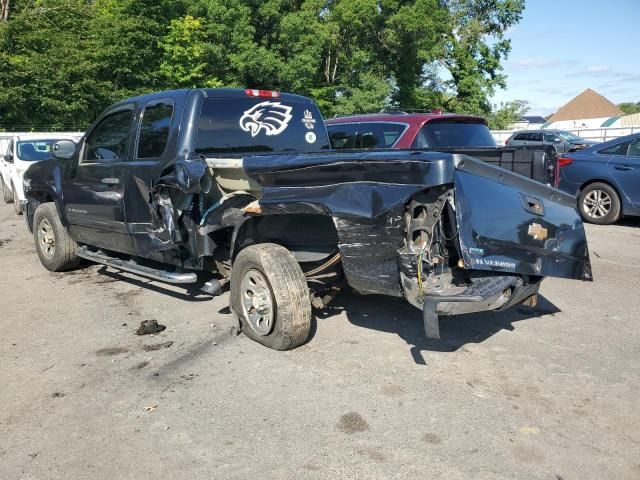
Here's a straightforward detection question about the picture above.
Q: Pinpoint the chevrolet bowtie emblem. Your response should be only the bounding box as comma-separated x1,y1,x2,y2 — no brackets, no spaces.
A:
528,222,548,241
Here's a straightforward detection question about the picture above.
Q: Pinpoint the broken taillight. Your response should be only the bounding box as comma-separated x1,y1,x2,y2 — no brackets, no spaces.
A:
245,89,281,98
554,157,574,187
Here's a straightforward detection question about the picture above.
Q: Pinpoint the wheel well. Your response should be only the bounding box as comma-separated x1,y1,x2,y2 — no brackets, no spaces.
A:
25,191,55,231
232,213,339,263
578,179,620,198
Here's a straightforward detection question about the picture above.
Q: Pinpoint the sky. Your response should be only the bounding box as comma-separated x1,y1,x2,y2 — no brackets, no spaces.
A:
490,0,640,116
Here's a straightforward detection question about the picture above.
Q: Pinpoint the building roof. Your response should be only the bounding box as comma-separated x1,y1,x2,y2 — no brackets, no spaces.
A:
548,89,623,123
520,116,547,124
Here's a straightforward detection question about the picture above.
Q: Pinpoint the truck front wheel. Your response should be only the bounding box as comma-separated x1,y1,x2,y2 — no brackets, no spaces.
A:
230,243,311,350
33,203,80,272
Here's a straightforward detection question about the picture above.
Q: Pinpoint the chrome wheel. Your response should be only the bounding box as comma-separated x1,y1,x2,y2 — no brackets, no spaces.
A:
582,189,611,219
240,269,274,336
37,218,56,258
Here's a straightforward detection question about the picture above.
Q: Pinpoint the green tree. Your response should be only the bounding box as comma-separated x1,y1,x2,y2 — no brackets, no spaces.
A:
0,0,525,129
160,15,221,89
488,99,529,130
88,0,181,100
0,0,100,129
618,102,640,115
441,0,525,116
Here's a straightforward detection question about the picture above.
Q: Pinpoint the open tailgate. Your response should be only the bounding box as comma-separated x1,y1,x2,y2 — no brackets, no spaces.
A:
453,155,592,281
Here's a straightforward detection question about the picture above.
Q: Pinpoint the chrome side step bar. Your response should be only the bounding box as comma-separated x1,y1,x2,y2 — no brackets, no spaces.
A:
76,247,198,284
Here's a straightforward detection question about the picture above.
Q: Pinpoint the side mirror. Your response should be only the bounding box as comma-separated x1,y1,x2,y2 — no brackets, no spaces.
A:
3,153,13,163
52,140,77,159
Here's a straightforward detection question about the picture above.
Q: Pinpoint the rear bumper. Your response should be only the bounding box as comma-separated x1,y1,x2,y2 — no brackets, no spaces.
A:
401,273,542,339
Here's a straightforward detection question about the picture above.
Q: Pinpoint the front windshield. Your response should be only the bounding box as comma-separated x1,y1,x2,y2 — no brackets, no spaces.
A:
558,132,583,143
16,140,58,161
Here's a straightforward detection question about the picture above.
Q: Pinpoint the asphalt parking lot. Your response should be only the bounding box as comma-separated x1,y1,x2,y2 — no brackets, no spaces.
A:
0,203,639,480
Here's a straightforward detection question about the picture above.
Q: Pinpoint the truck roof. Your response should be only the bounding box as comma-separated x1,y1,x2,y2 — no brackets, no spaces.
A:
109,88,317,110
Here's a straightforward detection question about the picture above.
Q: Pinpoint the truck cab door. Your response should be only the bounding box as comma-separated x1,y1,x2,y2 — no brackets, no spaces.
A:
609,138,640,209
122,99,179,257
64,105,134,253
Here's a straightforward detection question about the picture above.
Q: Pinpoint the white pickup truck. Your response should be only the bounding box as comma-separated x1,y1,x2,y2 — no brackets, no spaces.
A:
1,133,80,215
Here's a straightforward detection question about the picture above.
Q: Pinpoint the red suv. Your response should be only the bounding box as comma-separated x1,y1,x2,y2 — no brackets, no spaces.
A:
325,111,497,150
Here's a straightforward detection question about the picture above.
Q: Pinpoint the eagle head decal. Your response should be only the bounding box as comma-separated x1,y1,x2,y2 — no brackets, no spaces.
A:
239,101,293,137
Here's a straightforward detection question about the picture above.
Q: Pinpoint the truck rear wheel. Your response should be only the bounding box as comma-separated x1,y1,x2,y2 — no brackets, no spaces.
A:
1,178,13,204
33,203,80,272
230,243,311,350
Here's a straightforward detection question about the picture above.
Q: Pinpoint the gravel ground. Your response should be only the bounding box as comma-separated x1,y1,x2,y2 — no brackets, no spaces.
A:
0,203,639,479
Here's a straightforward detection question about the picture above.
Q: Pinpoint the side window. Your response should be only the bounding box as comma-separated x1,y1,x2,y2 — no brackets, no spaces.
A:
356,123,406,148
137,101,174,159
627,139,640,157
598,141,630,156
544,133,559,142
514,133,526,141
84,108,133,162
530,133,543,142
327,124,358,150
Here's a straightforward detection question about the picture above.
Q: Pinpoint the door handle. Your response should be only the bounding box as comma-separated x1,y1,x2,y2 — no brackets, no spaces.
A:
101,177,120,185
614,165,633,171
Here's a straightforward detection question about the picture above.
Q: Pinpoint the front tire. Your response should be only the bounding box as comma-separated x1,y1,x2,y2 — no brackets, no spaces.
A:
33,203,80,271
230,243,311,350
578,182,621,225
12,184,22,215
1,177,13,204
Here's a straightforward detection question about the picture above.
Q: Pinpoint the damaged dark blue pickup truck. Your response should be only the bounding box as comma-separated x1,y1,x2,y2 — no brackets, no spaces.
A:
22,88,592,350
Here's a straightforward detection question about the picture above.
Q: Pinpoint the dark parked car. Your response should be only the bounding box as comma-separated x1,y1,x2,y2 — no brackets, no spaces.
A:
506,129,598,153
326,112,559,184
22,89,591,350
556,133,640,224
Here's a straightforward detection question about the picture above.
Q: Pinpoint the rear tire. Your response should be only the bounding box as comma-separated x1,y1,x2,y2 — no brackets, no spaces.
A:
33,203,80,271
578,182,621,225
230,243,311,350
1,178,13,204
12,184,22,215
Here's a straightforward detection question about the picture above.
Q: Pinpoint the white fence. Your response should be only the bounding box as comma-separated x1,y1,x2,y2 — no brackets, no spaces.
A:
491,126,640,145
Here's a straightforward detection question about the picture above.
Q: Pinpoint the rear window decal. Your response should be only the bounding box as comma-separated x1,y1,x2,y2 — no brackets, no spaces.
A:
239,101,293,137
302,109,316,130
305,132,317,144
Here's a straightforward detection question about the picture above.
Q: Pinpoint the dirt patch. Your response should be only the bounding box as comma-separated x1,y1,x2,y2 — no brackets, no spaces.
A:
96,347,129,356
0,238,11,247
142,341,173,352
381,384,406,397
337,412,369,434
422,433,442,445
130,361,149,370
